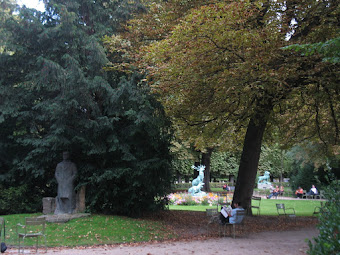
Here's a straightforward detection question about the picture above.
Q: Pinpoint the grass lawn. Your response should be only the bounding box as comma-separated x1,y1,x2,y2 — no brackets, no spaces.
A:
1,213,176,247
169,199,323,216
1,199,322,248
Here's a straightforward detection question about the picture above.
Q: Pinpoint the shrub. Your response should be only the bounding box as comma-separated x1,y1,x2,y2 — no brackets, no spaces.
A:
307,180,340,255
0,184,41,215
290,163,317,190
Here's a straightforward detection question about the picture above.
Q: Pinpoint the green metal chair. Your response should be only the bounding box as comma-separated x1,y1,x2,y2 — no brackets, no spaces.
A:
276,203,296,218
220,210,246,238
17,217,47,254
251,196,261,216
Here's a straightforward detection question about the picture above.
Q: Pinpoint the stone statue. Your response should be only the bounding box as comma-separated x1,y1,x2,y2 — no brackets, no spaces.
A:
55,151,77,214
188,165,206,196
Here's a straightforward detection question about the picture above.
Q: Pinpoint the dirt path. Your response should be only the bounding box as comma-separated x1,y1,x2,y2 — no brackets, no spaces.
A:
5,211,319,254
5,227,318,254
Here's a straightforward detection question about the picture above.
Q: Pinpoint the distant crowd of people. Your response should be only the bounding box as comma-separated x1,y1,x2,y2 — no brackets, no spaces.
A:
265,184,319,199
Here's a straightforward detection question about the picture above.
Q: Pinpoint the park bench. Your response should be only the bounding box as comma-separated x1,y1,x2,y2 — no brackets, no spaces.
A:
303,192,321,199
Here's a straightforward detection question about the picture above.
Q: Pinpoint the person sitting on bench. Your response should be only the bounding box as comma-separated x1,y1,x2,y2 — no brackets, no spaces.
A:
267,186,279,199
295,187,304,198
307,185,318,196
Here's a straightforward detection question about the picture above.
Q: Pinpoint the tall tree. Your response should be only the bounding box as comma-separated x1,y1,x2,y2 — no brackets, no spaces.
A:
104,0,249,191
0,0,173,215
129,0,339,213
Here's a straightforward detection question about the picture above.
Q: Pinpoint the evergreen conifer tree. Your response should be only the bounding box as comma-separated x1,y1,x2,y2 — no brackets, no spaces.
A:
0,0,172,215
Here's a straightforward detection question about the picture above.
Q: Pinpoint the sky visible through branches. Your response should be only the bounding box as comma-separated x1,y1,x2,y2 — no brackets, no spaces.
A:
17,0,45,11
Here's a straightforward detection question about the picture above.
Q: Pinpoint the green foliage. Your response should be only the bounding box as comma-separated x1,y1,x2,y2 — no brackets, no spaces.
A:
171,150,240,181
172,182,192,190
287,145,339,191
307,180,340,255
283,37,340,63
171,158,193,178
137,0,339,208
0,0,172,216
258,144,292,178
210,151,239,178
290,163,317,191
0,185,41,214
83,76,174,216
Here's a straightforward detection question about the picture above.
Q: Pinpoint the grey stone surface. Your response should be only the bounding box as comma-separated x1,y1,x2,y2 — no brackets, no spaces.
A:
39,213,91,223
42,197,56,214
75,186,86,213
43,186,86,215
257,183,272,190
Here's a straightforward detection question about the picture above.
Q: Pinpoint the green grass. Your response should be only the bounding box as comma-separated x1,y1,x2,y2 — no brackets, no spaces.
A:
170,199,322,216
1,213,176,247
253,199,322,216
1,199,322,248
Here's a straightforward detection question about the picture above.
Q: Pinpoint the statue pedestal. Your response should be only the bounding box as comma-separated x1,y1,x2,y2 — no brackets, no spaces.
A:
258,183,272,190
192,191,207,197
75,186,86,213
42,197,56,214
42,186,86,215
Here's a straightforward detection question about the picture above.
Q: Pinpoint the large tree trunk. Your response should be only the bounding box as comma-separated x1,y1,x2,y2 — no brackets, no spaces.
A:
233,104,273,215
201,147,214,192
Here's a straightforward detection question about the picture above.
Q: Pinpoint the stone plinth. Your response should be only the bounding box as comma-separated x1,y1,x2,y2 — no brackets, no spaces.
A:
38,213,91,223
75,186,86,213
42,197,56,214
258,183,272,190
42,185,86,215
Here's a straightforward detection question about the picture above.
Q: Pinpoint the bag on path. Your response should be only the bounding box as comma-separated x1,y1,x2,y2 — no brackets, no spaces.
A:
1,242,7,253
0,219,7,253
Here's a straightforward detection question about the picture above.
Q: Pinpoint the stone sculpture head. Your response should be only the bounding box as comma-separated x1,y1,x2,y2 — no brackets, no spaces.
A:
62,151,70,160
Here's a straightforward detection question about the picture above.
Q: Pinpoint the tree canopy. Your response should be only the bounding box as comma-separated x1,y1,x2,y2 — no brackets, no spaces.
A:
0,0,173,216
118,0,339,212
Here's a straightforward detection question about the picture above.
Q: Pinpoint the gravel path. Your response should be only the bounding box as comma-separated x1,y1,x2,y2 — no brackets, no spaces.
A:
6,227,318,255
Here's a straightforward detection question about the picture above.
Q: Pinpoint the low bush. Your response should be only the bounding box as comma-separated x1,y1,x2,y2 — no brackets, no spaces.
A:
0,185,41,215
